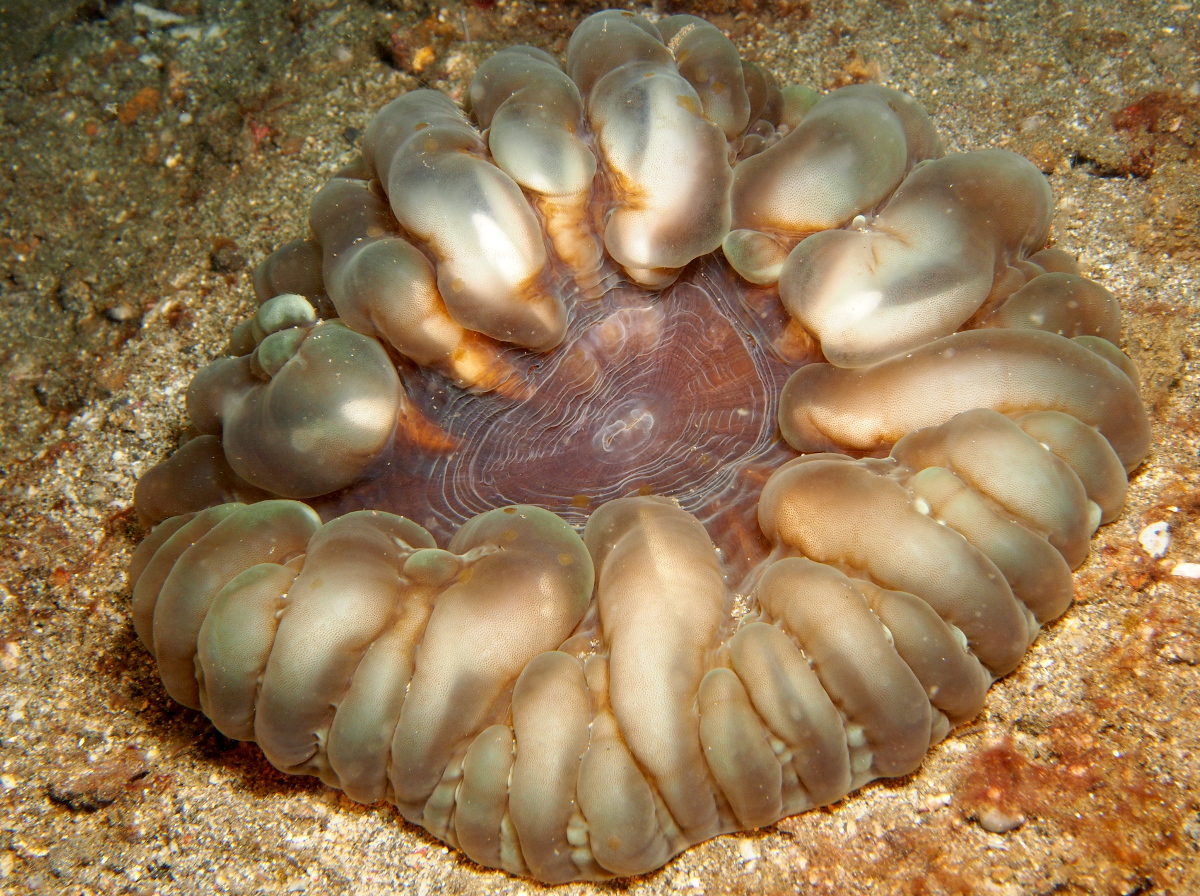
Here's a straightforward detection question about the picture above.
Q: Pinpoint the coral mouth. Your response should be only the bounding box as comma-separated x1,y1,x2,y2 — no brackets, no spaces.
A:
320,258,796,575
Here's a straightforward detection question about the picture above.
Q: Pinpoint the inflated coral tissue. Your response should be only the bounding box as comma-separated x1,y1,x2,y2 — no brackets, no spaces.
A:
129,10,1150,883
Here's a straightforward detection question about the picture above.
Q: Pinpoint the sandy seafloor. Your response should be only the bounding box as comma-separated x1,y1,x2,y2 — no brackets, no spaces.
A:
0,0,1197,893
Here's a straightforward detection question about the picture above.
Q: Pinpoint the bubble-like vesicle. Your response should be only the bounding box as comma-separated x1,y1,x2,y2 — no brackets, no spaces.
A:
730,84,942,240
469,46,602,284
778,149,1054,367
576,12,734,286
363,90,567,350
187,320,403,498
779,328,1150,470
657,14,752,139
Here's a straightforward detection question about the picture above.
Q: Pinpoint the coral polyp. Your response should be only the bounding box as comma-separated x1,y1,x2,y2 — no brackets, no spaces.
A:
128,9,1149,883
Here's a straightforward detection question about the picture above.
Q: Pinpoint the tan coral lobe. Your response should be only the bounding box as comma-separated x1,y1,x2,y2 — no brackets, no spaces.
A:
128,8,1151,884
777,149,1054,366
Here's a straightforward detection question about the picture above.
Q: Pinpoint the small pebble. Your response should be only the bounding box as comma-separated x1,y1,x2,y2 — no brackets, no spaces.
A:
1172,562,1200,579
919,792,953,812
976,806,1026,833
106,302,140,322
1138,521,1170,558
1019,113,1046,132
133,3,187,26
